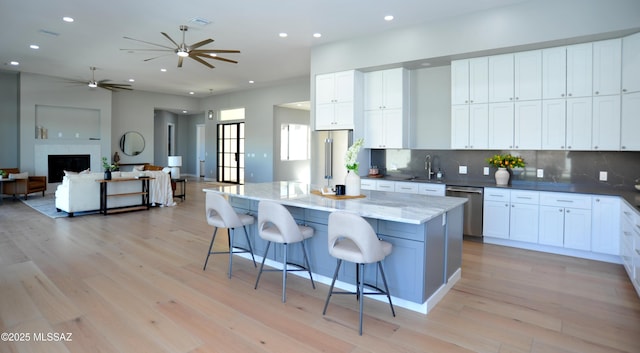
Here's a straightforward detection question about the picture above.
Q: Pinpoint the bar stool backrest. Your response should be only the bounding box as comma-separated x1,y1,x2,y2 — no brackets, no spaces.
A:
328,211,386,264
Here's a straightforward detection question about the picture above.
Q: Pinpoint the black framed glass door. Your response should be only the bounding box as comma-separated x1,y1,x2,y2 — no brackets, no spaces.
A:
217,122,244,184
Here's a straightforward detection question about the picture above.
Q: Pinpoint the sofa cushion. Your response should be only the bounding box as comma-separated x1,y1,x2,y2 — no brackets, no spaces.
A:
144,165,164,171
133,165,145,171
9,172,28,179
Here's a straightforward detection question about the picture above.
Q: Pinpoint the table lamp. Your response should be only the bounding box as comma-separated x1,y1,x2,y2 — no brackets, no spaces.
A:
168,156,182,179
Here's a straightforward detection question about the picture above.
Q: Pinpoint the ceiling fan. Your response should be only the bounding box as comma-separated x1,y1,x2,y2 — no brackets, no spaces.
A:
122,25,240,69
68,67,133,91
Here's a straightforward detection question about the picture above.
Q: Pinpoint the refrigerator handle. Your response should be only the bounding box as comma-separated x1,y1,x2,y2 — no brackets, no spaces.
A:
324,137,333,183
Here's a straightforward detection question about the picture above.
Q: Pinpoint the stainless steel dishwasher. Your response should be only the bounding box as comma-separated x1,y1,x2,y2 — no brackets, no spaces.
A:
445,186,484,237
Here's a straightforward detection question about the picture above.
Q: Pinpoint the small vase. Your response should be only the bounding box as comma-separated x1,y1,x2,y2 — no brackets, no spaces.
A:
345,170,361,196
104,170,112,180
495,167,509,186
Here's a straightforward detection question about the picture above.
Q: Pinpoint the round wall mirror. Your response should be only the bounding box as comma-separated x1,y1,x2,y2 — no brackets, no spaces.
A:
119,131,145,156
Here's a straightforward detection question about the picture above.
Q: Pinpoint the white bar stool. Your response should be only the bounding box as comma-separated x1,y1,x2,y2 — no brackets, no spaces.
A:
203,192,257,278
323,211,396,335
254,200,315,303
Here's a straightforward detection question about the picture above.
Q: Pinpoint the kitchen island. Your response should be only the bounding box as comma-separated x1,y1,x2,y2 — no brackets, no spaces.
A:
203,181,466,314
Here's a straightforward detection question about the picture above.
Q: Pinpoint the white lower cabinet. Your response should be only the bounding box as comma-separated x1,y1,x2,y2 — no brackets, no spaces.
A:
483,188,511,239
509,190,539,243
591,196,620,255
538,192,592,251
483,188,539,243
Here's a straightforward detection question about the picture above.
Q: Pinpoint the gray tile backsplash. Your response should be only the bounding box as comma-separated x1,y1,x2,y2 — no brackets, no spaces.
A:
370,149,640,190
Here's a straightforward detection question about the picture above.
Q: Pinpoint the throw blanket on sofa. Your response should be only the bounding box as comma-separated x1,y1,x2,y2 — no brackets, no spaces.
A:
147,171,176,207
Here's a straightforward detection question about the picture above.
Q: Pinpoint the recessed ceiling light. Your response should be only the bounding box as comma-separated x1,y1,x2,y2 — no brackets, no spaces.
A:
10,61,19,66
313,33,322,38
29,44,39,49
249,80,255,84
128,78,135,82
182,110,188,114
160,68,167,72
189,91,195,95
279,33,288,38
384,15,394,21
62,16,74,23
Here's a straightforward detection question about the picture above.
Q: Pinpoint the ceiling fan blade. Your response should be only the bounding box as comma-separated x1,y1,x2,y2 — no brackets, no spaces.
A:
177,56,184,68
190,55,215,69
161,32,181,48
189,38,214,50
191,49,241,54
193,53,238,64
123,36,175,50
120,48,174,52
100,83,133,91
144,53,174,62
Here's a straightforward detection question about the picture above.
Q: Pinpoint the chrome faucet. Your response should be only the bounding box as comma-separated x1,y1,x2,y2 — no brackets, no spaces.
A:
425,154,434,180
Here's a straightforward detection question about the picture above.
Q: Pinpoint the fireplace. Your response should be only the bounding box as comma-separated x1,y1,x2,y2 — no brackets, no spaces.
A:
48,154,90,183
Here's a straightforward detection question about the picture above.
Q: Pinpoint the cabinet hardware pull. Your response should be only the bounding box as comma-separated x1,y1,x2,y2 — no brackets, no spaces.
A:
557,200,574,203
624,231,632,236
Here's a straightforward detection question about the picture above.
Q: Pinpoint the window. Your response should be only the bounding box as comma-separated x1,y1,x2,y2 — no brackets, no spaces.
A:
280,123,310,161
219,108,245,121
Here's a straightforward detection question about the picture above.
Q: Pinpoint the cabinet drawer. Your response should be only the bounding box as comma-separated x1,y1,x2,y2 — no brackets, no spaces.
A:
376,180,395,191
418,184,446,196
510,190,539,204
361,179,376,190
484,188,510,201
395,181,419,194
539,192,591,209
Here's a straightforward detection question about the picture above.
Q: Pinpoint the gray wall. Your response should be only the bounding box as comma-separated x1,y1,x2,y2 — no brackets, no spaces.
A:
0,70,19,168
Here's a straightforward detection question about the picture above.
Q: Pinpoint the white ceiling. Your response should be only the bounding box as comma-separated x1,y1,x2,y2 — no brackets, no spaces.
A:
0,0,528,97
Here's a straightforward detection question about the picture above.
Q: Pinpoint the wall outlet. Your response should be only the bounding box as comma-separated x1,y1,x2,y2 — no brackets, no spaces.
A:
483,167,489,175
599,171,608,181
537,169,544,178
459,165,467,174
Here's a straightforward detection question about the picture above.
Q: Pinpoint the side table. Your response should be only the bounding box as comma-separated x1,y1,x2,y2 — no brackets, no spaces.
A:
172,178,186,201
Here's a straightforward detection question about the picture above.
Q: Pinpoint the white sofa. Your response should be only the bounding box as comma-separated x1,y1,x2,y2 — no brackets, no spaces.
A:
55,171,175,216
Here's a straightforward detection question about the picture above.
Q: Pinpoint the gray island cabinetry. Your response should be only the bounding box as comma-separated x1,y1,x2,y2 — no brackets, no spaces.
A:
203,181,466,314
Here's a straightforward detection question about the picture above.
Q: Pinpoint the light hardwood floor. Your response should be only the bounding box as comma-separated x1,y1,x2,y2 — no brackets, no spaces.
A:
1,179,639,353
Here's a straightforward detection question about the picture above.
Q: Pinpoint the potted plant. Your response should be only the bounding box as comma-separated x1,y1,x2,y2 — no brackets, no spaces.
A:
102,157,117,180
486,154,525,185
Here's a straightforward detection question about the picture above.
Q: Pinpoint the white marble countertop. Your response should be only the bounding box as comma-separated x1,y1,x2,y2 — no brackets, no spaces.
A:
203,181,467,224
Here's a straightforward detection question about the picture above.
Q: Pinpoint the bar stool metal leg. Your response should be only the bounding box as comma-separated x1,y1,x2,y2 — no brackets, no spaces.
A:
203,227,219,271
378,262,396,317
254,241,272,289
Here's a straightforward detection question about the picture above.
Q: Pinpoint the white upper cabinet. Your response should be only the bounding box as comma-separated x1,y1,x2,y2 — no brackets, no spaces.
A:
488,54,514,102
314,70,361,130
364,68,404,110
593,39,622,96
592,95,621,150
451,58,488,105
542,44,592,99
363,68,408,148
451,104,489,149
565,97,593,150
566,43,593,98
621,91,640,150
622,32,640,94
515,50,543,101
542,46,567,99
488,102,514,149
513,100,542,149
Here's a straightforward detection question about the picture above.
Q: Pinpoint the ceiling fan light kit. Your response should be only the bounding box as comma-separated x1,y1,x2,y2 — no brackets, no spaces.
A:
122,25,240,69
